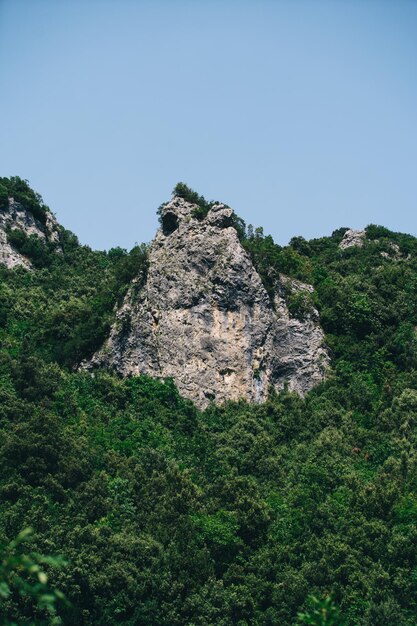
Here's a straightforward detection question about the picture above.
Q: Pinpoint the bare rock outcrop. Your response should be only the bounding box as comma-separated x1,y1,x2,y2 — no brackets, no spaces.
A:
338,228,409,261
0,198,61,269
339,229,365,250
89,197,329,408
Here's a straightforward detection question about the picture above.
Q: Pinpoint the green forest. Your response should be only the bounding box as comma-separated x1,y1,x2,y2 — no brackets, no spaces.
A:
1,179,417,625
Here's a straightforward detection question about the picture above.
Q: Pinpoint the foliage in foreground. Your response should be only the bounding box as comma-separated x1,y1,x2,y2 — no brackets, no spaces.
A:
297,596,345,625
0,528,67,625
1,181,417,624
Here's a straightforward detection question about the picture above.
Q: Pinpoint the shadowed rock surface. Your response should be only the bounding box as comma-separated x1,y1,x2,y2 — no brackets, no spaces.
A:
89,197,329,407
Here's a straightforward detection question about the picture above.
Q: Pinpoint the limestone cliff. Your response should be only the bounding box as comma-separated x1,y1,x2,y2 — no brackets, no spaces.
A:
0,197,61,269
89,197,329,408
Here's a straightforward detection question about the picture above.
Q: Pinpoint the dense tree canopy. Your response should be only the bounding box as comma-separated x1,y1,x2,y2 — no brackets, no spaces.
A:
1,181,417,624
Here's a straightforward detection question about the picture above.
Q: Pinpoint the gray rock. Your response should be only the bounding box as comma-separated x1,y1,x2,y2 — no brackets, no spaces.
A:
88,196,329,408
339,229,365,250
339,228,408,261
0,198,61,269
380,241,405,260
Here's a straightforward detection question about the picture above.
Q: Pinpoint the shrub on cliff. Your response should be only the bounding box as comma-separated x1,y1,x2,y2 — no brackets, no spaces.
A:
0,176,49,225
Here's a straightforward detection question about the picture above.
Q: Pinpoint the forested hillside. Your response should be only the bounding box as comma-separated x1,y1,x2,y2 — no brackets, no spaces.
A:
1,180,417,625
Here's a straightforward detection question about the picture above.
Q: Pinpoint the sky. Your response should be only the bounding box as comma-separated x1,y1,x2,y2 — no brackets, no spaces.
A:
0,0,416,250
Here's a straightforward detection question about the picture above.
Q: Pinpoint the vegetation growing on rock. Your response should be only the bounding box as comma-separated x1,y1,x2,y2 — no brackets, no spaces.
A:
91,193,327,407
0,176,49,224
1,180,417,624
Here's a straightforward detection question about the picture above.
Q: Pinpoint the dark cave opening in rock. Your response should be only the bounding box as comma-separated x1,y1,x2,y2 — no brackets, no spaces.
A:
162,211,179,236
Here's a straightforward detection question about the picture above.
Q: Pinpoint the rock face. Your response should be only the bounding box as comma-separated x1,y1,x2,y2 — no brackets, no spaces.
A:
339,229,365,250
90,197,329,408
0,198,61,269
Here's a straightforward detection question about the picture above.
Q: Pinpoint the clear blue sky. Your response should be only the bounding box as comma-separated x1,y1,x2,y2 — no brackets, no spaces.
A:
1,0,416,250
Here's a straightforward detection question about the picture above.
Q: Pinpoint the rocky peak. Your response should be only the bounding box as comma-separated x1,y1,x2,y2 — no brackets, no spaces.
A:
0,197,61,269
159,196,234,235
88,194,329,408
339,228,365,250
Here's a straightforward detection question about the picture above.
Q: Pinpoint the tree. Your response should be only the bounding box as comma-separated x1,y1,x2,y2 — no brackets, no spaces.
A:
0,529,68,625
296,595,345,626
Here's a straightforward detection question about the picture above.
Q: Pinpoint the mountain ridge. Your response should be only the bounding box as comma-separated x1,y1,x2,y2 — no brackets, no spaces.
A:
1,177,417,624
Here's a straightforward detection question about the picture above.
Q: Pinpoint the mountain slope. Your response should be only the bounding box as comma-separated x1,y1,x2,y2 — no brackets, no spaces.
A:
1,179,417,625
